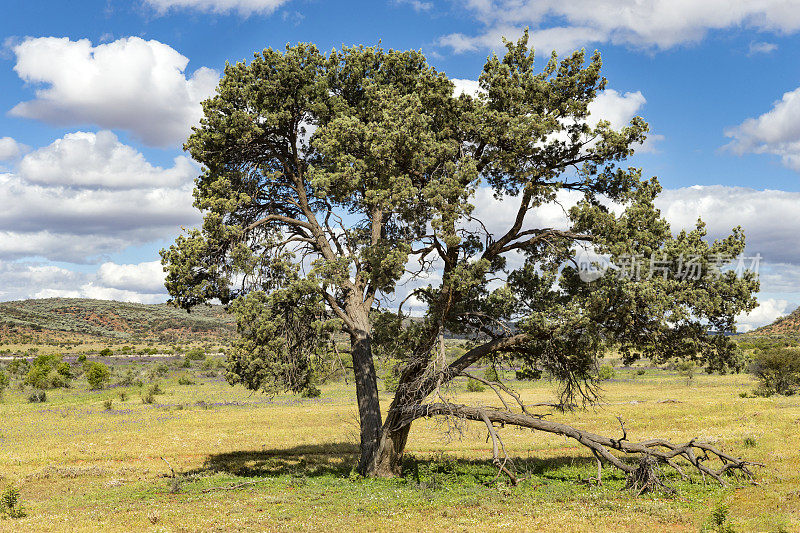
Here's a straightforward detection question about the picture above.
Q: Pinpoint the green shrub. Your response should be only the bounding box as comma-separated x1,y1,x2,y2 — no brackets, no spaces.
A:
177,375,196,386
515,365,542,381
0,485,25,518
466,378,485,392
85,362,111,390
636,368,646,375
141,382,164,404
98,348,113,357
483,365,500,383
185,347,206,361
103,398,113,410
597,363,616,381
383,358,401,392
77,354,87,364
6,358,29,377
24,354,71,389
27,390,46,403
749,347,800,396
0,372,9,398
301,384,321,398
676,360,696,383
147,363,170,380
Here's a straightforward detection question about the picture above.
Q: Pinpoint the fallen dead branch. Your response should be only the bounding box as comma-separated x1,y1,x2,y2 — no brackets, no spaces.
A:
401,402,762,489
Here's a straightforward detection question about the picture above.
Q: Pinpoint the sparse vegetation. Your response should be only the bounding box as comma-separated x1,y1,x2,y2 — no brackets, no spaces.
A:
749,347,800,396
0,485,25,519
85,361,111,390
23,353,71,389
598,363,616,381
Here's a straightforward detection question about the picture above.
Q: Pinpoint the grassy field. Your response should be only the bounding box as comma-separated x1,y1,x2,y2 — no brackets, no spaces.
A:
0,362,798,532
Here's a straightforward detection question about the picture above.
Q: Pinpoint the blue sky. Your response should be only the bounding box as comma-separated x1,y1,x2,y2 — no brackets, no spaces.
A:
2,0,800,330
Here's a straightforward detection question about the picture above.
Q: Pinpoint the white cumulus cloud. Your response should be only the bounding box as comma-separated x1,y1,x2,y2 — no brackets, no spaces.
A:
736,298,791,332
96,261,166,293
0,137,29,161
0,131,200,263
18,130,196,189
10,36,219,147
438,0,800,54
724,86,800,171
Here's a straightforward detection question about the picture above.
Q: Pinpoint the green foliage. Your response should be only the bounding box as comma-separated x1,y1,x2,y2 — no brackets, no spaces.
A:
24,353,71,389
483,365,500,383
702,504,736,533
6,358,29,377
177,375,196,385
515,364,542,381
676,360,696,383
0,485,25,519
85,362,111,390
466,378,485,392
382,357,402,392
27,390,46,403
225,285,339,397
160,33,760,446
185,347,206,360
103,398,113,410
141,383,163,404
597,364,616,381
147,363,170,381
749,347,800,396
98,348,113,357
301,384,321,398
0,371,9,397
77,354,87,364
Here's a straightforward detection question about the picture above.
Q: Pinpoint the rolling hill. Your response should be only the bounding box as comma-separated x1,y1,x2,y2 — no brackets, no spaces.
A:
750,305,800,337
0,298,236,344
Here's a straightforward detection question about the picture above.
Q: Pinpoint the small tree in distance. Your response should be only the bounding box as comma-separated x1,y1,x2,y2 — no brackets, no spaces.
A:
86,362,112,390
162,32,759,481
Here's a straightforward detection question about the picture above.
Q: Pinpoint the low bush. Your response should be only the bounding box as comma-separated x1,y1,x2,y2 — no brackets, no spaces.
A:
85,362,111,390
466,378,485,392
301,384,321,398
749,347,800,396
6,358,29,377
177,375,196,386
598,363,616,381
185,347,206,361
24,353,71,389
0,485,25,518
27,390,46,403
141,382,164,404
676,360,695,383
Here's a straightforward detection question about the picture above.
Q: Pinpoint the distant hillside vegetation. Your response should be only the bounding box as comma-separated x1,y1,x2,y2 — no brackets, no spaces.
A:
0,298,235,344
751,305,800,337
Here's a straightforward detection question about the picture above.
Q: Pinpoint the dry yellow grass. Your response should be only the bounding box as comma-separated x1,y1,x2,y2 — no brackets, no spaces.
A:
0,371,797,532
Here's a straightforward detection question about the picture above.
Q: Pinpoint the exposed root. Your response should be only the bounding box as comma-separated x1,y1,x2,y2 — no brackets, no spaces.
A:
625,455,673,495
402,402,762,488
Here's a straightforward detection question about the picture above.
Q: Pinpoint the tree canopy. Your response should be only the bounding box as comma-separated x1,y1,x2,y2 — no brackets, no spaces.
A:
162,32,758,478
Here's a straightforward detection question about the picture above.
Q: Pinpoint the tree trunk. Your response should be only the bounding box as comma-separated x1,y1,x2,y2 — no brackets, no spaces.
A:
370,407,411,476
350,325,383,476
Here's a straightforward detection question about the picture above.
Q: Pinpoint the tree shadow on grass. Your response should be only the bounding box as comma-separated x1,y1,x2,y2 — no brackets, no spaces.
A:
195,442,622,484
195,442,359,478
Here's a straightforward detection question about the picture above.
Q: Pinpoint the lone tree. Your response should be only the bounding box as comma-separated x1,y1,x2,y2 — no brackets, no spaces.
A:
162,33,760,482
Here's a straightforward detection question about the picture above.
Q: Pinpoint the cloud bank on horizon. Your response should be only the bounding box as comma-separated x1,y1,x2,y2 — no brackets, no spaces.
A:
1,1,800,332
